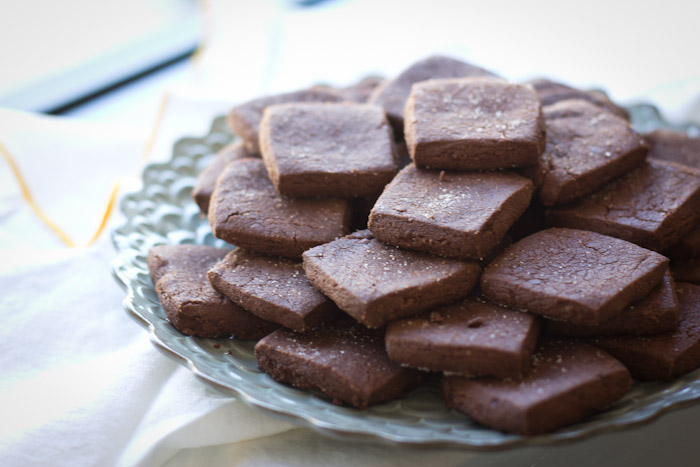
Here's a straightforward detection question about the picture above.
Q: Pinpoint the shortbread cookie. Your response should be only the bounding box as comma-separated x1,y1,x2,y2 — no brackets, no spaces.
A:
302,230,481,328
442,339,631,435
147,245,277,339
208,158,351,258
254,317,425,408
481,228,668,325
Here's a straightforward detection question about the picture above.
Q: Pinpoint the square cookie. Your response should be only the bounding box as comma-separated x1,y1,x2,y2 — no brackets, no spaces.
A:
254,317,425,408
544,271,679,337
207,249,339,332
227,88,345,153
481,228,669,326
302,230,482,328
521,99,648,206
147,245,278,339
208,158,351,258
368,55,499,133
192,141,258,214
547,159,700,252
259,102,397,198
442,339,632,435
404,77,545,170
590,282,700,380
386,296,540,379
368,165,533,259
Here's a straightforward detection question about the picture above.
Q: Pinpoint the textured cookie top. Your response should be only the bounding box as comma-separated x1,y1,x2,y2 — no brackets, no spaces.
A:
302,230,481,327
259,102,397,197
523,99,647,205
483,339,629,407
228,88,345,153
147,244,231,303
209,249,327,314
645,129,700,170
481,228,669,325
254,317,425,408
146,244,278,339
388,297,539,353
257,319,391,373
208,158,350,258
548,159,700,251
304,230,478,302
406,77,543,148
368,165,533,259
371,165,533,234
368,55,499,127
386,296,539,379
442,339,631,435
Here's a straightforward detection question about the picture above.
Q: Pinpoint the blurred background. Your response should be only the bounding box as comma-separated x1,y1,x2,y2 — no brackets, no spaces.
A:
1,0,699,125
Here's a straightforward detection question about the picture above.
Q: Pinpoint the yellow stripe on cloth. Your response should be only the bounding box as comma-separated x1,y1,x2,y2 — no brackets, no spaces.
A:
84,178,121,246
142,91,170,161
2,90,172,247
1,140,77,247
1,141,121,248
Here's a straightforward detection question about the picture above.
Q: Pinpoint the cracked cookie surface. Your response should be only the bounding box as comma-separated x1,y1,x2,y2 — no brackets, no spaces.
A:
481,228,668,325
208,158,351,258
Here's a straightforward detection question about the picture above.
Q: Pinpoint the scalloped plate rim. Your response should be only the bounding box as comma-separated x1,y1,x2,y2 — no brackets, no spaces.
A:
110,106,700,449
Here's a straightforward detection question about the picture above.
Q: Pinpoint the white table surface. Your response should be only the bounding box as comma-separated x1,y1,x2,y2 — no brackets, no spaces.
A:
3,0,700,465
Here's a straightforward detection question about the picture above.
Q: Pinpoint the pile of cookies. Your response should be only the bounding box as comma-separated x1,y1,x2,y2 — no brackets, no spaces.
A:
147,55,700,435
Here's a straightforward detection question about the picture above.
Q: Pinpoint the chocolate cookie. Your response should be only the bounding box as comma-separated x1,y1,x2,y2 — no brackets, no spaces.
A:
590,282,700,381
302,230,482,328
386,297,539,379
207,249,339,332
404,77,545,170
528,78,629,120
208,158,351,258
547,159,700,252
146,244,278,339
368,165,533,260
521,99,648,206
481,228,669,325
259,102,397,198
644,129,700,170
368,55,499,133
254,317,425,408
192,141,258,214
442,339,632,435
228,88,345,153
544,271,679,337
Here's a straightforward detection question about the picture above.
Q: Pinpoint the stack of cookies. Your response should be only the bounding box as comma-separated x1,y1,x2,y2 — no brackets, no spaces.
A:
148,55,700,435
